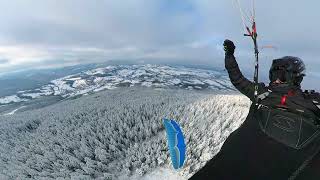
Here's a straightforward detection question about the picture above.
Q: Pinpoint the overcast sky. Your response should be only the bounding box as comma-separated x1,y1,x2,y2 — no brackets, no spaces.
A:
0,0,319,88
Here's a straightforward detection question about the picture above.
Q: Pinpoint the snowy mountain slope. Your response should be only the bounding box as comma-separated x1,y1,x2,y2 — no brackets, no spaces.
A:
0,87,251,179
124,167,184,180
0,65,235,106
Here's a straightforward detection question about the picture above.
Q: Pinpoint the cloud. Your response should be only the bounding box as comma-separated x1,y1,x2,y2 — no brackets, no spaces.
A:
0,0,319,88
0,58,9,64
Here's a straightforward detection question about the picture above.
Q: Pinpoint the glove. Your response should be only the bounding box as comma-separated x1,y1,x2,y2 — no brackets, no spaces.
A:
223,39,236,56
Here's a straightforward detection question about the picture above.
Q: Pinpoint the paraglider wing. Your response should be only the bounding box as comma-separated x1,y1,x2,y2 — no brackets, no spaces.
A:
163,119,186,169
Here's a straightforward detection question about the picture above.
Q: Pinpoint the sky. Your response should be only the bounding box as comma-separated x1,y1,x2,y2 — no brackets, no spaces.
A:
0,0,319,88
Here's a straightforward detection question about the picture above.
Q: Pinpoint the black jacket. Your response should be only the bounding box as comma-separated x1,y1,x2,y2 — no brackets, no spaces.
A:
190,55,320,180
224,54,265,101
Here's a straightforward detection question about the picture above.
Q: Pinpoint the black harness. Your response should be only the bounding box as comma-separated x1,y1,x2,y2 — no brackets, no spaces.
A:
254,89,320,179
255,89,320,150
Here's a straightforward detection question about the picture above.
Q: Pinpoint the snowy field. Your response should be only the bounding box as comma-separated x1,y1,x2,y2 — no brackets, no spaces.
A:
0,87,251,179
0,64,234,107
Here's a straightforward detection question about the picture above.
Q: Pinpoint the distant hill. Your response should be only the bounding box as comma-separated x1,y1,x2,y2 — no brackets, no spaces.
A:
0,64,235,108
0,63,101,97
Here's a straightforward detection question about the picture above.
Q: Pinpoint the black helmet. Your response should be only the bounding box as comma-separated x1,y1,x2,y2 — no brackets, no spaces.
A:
269,56,306,86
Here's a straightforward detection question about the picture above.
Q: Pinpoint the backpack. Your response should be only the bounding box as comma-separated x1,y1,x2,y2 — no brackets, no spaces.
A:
255,89,320,150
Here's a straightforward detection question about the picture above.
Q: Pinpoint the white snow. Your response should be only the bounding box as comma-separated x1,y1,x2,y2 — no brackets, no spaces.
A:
66,77,82,81
21,92,44,99
169,78,181,85
93,84,116,92
0,88,250,179
0,95,26,104
0,65,235,105
93,77,107,84
3,106,26,116
52,79,74,91
131,80,140,84
189,79,205,85
85,67,107,75
204,79,225,89
118,69,134,77
72,79,87,88
141,81,153,87
132,69,147,78
123,167,185,180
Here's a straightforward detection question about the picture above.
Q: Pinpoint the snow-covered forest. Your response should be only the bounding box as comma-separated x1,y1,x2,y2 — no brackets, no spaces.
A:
0,87,251,179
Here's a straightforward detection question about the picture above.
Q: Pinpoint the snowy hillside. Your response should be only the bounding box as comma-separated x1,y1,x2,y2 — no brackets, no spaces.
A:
0,87,251,179
0,65,235,106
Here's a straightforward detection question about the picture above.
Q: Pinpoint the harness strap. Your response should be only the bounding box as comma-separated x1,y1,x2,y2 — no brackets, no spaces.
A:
288,138,320,180
257,89,272,101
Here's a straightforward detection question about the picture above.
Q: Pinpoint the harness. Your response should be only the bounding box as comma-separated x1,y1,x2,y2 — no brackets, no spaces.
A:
255,89,320,149
255,89,320,180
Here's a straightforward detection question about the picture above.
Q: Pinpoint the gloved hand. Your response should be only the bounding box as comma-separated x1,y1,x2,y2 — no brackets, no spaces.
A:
223,39,236,56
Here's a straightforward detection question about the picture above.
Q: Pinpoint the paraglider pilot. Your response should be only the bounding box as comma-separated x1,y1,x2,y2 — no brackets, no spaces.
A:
190,40,320,180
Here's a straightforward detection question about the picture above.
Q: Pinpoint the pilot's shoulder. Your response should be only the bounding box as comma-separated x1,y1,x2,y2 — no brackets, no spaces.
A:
303,90,320,104
303,90,320,97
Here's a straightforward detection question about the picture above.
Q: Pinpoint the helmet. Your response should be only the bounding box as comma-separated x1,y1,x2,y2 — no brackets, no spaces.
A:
269,56,306,86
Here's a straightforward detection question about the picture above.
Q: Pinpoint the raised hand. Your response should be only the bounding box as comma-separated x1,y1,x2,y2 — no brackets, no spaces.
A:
223,39,236,56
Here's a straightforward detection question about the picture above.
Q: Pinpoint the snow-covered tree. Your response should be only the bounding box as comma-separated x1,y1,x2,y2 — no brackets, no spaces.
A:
0,87,250,179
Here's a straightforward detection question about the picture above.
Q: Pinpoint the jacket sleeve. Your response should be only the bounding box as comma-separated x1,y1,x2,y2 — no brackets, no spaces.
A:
225,54,265,101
